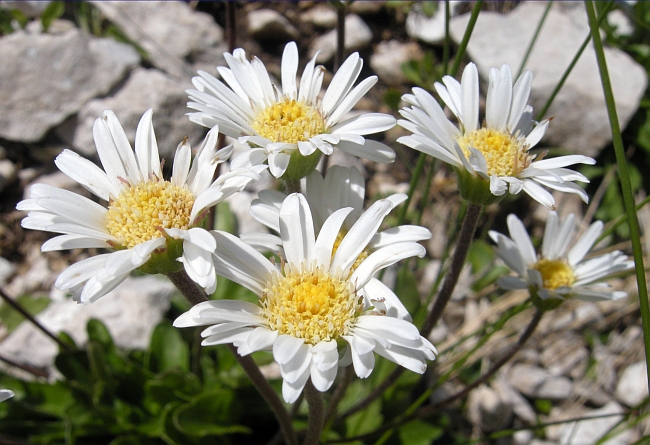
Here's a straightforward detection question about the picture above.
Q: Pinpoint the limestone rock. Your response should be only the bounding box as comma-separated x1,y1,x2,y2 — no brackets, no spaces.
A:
370,40,423,86
248,9,298,42
449,1,647,157
406,2,463,44
558,401,631,445
309,14,372,63
91,1,223,79
468,385,513,432
58,68,205,159
0,28,140,143
0,257,16,287
510,364,573,400
614,361,648,407
0,276,175,372
301,5,337,29
0,159,17,193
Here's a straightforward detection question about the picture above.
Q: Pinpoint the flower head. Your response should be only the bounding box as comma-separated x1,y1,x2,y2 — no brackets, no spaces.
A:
398,63,595,209
18,110,261,303
249,165,432,321
0,390,14,402
489,212,633,308
186,41,396,179
174,193,436,403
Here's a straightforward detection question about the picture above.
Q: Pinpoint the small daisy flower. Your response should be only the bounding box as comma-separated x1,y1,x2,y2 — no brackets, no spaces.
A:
18,110,261,303
186,41,396,180
398,63,595,209
249,165,432,321
0,390,14,402
489,212,633,308
174,193,436,403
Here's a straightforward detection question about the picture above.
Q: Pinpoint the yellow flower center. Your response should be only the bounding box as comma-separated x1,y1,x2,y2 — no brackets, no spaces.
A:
457,128,532,177
532,258,576,290
261,267,361,345
332,231,368,274
106,179,195,249
252,99,325,144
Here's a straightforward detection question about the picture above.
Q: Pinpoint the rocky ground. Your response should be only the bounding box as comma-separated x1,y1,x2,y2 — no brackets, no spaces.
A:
0,2,648,444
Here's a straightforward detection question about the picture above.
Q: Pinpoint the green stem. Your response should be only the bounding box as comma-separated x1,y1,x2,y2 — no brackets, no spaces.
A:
449,0,483,78
516,2,552,78
585,0,650,393
396,153,426,225
303,380,325,445
443,0,450,75
168,270,298,445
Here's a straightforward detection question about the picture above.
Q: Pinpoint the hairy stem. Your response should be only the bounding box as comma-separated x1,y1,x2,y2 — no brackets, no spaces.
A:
303,380,325,445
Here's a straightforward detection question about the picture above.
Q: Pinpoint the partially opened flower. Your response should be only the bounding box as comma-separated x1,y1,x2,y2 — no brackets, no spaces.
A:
0,390,14,402
174,193,436,403
489,213,633,309
249,165,431,321
398,63,595,209
18,110,261,303
186,41,396,180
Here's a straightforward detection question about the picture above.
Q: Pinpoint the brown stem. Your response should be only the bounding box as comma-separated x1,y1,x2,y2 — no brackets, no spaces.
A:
303,380,325,445
334,2,346,73
0,354,50,379
168,269,298,445
0,288,72,351
226,1,237,53
337,203,483,420
327,308,544,444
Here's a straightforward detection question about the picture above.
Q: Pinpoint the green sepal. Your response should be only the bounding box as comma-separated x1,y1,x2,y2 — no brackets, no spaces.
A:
281,148,323,182
529,286,564,311
138,237,184,275
455,167,507,206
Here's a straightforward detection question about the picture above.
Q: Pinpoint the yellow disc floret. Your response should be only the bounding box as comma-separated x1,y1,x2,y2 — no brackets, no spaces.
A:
106,179,195,249
532,258,576,290
457,128,532,177
252,99,325,144
261,267,361,344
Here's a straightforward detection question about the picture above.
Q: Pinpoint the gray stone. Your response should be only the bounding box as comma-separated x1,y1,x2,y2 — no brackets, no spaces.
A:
58,68,205,159
614,361,648,407
449,1,647,157
510,364,573,400
3,255,55,298
301,5,337,29
0,159,17,193
406,2,463,44
0,28,140,143
91,1,223,79
348,1,384,15
594,343,618,393
574,380,611,407
540,333,588,377
558,401,631,445
0,257,16,287
309,14,372,63
468,385,513,432
370,40,423,86
248,9,298,42
493,376,537,423
0,276,175,372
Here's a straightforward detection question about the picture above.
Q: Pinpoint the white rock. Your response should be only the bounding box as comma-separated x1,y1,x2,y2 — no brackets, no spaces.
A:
0,28,140,143
449,1,647,157
91,1,223,79
406,2,463,44
370,40,423,86
309,14,372,63
493,376,537,423
3,256,55,298
301,5,337,29
58,68,205,159
468,385,513,432
0,276,175,371
614,361,648,407
513,430,534,445
608,9,634,37
510,364,573,400
0,159,17,193
0,1,50,18
248,9,298,42
348,1,384,15
559,401,631,445
0,257,16,287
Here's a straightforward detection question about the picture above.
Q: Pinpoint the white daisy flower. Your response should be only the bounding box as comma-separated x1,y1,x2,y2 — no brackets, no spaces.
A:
489,212,633,307
174,193,436,403
248,165,432,321
398,63,595,209
186,41,396,179
0,390,14,402
18,110,261,304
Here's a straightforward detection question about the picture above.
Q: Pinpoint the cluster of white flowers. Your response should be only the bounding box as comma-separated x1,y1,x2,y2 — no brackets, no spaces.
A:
17,41,632,404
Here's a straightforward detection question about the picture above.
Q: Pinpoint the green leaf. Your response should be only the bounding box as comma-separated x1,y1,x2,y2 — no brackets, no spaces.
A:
173,390,249,437
394,266,422,316
143,370,201,414
87,319,115,351
0,295,50,333
146,322,190,373
467,240,494,274
40,1,64,31
345,396,383,437
398,419,444,445
55,350,93,388
384,89,402,111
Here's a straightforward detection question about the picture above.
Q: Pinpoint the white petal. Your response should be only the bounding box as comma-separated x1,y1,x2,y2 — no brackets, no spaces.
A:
279,343,311,384
0,390,14,402
268,152,291,178
460,63,479,132
281,42,299,100
171,138,192,187
485,65,512,131
336,140,395,164
326,76,378,126
282,366,310,404
361,278,412,321
508,70,533,131
321,52,362,115
54,150,117,200
330,113,396,136
350,242,426,290
41,234,111,251
97,110,140,184
280,194,315,267
313,207,354,270
273,334,306,365
567,221,603,266
507,214,537,266
247,327,279,352
522,179,556,210
134,109,161,179
496,275,528,290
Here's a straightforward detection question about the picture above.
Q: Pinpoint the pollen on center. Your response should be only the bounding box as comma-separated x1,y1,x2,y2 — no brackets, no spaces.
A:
532,258,576,290
261,267,361,344
252,98,325,144
106,179,195,249
457,128,532,177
